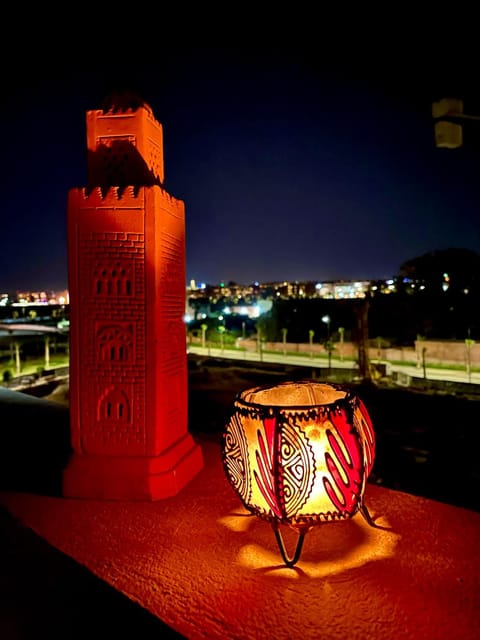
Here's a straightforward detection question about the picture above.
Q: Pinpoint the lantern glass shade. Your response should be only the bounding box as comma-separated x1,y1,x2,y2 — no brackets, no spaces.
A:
222,380,376,566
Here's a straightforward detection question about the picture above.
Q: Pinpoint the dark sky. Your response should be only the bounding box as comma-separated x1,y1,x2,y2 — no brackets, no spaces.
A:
2,35,479,292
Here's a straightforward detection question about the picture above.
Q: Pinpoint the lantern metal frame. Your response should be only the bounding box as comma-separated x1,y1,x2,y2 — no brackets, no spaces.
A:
222,380,378,567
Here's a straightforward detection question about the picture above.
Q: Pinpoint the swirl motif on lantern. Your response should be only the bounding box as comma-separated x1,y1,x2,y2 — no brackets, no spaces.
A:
223,412,251,504
253,416,315,520
280,419,315,517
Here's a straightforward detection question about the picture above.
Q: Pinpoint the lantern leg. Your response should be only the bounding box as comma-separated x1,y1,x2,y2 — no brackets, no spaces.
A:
272,523,306,568
359,503,376,527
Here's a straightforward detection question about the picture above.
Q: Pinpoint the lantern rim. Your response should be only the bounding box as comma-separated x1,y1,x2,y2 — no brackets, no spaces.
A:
233,379,358,414
244,503,361,528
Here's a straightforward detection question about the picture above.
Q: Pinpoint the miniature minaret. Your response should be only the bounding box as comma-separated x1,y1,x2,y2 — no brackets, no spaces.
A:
63,93,203,500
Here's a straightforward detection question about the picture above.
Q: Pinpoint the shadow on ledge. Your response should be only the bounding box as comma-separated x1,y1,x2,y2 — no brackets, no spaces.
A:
0,388,71,497
0,505,184,639
0,388,185,639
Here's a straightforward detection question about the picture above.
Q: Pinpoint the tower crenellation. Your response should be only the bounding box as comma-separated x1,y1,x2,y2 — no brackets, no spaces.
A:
75,184,182,208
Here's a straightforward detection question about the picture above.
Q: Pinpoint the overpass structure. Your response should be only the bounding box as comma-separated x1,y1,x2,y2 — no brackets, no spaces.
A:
0,322,65,333
0,323,66,344
0,323,68,378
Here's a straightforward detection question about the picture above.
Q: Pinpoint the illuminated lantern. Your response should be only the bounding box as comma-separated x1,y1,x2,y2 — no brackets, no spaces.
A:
222,380,376,566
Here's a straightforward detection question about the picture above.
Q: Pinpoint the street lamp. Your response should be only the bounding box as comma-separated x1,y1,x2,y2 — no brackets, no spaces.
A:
200,323,207,349
282,327,288,356
257,332,263,362
466,333,474,383
218,325,226,353
322,315,333,375
321,315,331,339
308,329,315,357
338,326,345,362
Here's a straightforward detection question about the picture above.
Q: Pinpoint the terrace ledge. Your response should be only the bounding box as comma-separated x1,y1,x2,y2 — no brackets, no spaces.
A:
1,425,479,639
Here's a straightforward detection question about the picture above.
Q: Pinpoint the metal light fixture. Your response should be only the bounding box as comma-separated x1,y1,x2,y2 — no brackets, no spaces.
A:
222,380,376,567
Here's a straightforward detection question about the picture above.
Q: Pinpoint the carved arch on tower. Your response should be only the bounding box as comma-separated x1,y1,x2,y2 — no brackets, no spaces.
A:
98,387,131,423
96,323,134,362
93,259,133,297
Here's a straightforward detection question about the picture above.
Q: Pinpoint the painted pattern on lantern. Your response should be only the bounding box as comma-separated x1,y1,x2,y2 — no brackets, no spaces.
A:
223,411,252,505
317,409,363,514
223,381,376,528
254,416,315,519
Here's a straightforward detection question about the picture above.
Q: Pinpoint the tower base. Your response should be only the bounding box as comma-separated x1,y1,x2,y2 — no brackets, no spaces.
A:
63,434,203,501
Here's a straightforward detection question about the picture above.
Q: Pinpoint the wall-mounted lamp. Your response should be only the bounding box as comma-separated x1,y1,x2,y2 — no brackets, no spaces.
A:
222,380,376,567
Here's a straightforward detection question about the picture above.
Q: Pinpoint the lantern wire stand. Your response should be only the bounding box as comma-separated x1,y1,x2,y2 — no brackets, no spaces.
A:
272,523,307,568
271,502,377,568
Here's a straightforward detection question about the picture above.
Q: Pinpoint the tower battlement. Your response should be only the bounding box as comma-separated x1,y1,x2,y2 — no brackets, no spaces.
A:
92,103,158,125
70,185,182,209
87,96,165,188
99,91,154,118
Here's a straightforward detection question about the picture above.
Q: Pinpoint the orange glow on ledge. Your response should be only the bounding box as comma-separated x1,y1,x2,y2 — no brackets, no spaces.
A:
218,507,253,532
219,508,398,578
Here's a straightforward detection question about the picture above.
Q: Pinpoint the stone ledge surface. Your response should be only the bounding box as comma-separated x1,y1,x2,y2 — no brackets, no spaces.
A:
1,437,479,640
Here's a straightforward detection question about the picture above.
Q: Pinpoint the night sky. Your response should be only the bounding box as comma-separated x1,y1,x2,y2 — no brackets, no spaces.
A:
2,36,479,292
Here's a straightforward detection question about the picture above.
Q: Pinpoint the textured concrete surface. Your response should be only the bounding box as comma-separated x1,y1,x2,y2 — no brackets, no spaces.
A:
1,437,479,640
0,504,182,639
2,369,480,639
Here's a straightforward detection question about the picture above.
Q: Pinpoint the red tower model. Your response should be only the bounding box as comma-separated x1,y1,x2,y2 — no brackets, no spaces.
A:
63,93,203,500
